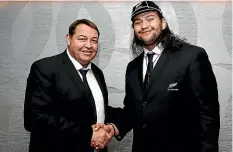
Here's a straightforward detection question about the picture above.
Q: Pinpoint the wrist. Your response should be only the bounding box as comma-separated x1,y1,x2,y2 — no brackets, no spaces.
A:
108,123,119,136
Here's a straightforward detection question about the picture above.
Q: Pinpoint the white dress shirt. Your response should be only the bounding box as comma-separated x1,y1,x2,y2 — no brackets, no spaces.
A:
143,44,164,82
67,49,105,123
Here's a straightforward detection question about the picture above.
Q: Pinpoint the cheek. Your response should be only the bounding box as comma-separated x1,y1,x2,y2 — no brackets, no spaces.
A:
153,22,163,31
71,41,83,48
92,45,98,52
75,43,84,49
92,51,97,57
155,27,162,34
133,26,141,33
134,31,141,38
91,50,98,58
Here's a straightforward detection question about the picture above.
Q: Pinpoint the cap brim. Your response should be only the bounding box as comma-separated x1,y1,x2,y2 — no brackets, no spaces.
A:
131,8,161,21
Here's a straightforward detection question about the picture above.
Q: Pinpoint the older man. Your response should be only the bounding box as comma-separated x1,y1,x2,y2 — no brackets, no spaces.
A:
24,19,121,152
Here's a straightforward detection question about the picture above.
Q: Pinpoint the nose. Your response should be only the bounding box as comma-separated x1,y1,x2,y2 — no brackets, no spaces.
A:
141,20,149,29
85,40,92,49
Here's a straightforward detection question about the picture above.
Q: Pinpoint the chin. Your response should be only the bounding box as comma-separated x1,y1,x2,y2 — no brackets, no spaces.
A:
143,40,153,45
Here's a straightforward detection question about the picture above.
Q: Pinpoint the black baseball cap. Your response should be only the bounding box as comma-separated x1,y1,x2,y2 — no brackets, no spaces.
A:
131,1,162,21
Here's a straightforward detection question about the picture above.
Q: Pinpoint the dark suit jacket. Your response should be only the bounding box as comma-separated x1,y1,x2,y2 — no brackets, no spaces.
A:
115,44,220,152
24,51,121,152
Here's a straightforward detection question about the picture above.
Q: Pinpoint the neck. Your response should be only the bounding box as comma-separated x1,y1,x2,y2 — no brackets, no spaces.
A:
144,42,158,51
81,63,89,68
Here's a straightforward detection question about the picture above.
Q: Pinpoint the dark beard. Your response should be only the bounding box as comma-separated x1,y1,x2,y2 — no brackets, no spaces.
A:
142,33,159,46
142,30,164,47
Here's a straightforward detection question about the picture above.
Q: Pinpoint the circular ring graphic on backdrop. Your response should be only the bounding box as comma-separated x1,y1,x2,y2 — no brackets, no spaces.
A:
156,1,197,45
222,1,232,58
9,2,53,75
0,2,28,58
0,2,52,152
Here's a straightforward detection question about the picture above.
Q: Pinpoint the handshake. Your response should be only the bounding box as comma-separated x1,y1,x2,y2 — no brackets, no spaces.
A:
90,123,119,150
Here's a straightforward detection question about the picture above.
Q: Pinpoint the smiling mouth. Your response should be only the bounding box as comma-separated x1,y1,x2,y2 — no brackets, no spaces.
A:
141,31,151,34
80,50,93,54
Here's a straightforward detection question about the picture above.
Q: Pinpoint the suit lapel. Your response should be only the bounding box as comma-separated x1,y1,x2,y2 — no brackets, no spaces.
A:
91,64,107,102
91,64,108,119
61,51,87,94
61,51,97,118
146,49,170,93
137,53,145,94
132,53,145,100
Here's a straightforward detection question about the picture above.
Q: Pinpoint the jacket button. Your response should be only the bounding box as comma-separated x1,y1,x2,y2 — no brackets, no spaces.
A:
142,124,147,129
116,135,122,140
143,102,147,106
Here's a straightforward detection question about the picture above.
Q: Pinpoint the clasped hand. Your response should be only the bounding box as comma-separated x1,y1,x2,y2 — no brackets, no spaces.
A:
90,123,115,150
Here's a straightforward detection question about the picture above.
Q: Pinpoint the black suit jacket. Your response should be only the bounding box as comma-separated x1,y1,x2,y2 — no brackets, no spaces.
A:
24,51,120,152
115,44,220,152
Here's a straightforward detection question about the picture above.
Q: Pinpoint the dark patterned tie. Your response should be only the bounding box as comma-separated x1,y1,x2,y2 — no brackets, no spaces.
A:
79,69,95,103
143,53,154,90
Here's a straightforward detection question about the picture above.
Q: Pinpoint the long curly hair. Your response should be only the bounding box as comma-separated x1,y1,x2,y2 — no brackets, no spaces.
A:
131,12,188,56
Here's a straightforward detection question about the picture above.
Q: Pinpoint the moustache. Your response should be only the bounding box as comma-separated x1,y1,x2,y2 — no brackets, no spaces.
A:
139,27,155,34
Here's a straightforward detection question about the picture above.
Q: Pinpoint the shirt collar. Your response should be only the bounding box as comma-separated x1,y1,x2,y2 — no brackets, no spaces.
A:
66,49,92,71
143,43,163,57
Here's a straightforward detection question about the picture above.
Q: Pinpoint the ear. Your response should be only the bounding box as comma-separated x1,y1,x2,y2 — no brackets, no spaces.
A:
66,34,71,46
161,18,167,30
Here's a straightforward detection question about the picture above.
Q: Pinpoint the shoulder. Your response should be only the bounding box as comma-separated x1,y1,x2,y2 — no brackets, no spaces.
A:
173,43,208,61
124,53,143,77
183,44,209,59
91,63,104,75
91,63,102,71
128,52,143,68
30,52,63,74
179,43,206,55
175,44,212,70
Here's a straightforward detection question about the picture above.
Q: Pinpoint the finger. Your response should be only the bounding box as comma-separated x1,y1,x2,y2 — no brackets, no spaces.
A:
94,123,105,131
98,143,105,149
106,131,112,139
92,141,98,146
94,127,99,131
99,128,111,140
103,125,111,133
106,125,114,135
92,141,100,149
94,145,100,150
92,124,99,132
93,124,102,132
95,146,99,150
90,141,95,147
94,141,100,147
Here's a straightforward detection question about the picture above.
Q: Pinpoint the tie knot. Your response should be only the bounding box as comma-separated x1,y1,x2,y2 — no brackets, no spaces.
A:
147,52,154,62
79,69,89,76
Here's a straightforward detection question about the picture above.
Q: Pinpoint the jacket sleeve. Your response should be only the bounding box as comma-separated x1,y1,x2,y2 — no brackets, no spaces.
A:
96,68,123,125
23,62,93,148
113,63,135,141
189,49,220,152
106,106,123,125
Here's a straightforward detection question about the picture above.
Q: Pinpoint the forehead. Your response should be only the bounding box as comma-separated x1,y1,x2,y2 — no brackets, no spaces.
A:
74,24,99,37
133,11,159,20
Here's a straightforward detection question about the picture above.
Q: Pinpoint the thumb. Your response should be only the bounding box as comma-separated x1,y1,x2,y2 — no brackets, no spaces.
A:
93,123,105,131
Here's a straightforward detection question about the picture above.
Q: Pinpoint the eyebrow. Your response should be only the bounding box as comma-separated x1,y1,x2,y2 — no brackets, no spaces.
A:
145,14,155,18
77,35,98,39
134,14,155,21
77,35,87,38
